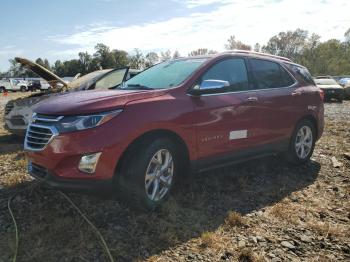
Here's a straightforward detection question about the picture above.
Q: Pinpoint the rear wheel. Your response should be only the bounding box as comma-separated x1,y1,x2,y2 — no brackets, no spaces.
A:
285,119,316,165
117,138,180,210
20,86,26,92
0,87,5,93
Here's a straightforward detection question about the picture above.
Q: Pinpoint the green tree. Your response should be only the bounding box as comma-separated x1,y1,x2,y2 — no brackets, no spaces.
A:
262,29,308,60
112,49,129,68
93,43,115,69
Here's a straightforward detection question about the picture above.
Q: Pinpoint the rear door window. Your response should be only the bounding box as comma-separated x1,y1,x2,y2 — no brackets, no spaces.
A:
250,59,295,89
201,58,249,93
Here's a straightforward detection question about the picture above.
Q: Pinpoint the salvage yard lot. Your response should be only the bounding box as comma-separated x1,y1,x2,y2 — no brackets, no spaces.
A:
0,93,349,262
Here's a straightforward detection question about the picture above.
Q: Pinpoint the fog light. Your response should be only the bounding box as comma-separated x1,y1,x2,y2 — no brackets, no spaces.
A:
78,152,102,174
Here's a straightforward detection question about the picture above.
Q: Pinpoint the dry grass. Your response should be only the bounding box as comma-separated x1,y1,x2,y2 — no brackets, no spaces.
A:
307,221,348,238
238,248,265,262
200,231,216,248
225,211,245,227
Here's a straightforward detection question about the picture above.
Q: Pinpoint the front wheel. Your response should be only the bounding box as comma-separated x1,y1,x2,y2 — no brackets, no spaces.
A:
285,119,316,165
0,87,5,93
117,138,180,210
20,86,27,92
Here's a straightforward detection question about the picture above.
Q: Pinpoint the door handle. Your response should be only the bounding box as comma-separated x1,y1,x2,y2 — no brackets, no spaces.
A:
247,96,258,102
291,91,302,96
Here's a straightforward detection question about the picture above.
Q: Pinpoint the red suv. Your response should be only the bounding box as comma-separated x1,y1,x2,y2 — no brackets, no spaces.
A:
25,51,324,209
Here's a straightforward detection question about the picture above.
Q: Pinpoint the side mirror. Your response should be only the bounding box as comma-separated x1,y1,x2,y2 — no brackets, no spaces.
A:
191,79,229,96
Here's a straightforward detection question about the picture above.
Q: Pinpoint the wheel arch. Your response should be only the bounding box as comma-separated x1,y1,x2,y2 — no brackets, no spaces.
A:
296,114,318,138
114,128,190,180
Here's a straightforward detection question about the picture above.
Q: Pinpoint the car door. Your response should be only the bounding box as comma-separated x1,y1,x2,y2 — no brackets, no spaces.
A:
191,57,263,161
248,58,298,145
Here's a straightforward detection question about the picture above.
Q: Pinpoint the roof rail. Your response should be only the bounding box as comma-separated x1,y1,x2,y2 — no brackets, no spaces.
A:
225,49,292,62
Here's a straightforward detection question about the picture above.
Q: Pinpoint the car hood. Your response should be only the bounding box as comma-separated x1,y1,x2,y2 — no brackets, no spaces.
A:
34,89,166,115
15,57,67,89
10,93,53,107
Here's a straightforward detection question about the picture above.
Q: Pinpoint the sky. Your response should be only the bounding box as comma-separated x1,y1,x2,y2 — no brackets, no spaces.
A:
0,0,349,71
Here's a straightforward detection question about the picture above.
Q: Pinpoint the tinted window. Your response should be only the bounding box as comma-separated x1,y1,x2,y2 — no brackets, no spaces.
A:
286,64,314,85
201,58,249,92
250,59,295,89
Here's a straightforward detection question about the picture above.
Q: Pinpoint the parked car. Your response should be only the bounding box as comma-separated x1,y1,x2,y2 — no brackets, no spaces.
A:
0,78,28,92
339,77,350,86
4,57,141,135
314,78,344,102
25,51,324,210
344,82,350,99
27,80,41,92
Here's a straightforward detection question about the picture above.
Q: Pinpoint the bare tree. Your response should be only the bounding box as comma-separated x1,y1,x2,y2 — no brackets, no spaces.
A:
225,35,252,50
188,48,217,56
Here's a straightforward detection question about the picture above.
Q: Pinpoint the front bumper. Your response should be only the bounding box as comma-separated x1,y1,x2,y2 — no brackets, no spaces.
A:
28,161,113,191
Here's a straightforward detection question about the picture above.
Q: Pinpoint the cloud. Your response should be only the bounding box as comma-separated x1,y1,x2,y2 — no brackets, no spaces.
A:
174,0,232,8
48,0,350,57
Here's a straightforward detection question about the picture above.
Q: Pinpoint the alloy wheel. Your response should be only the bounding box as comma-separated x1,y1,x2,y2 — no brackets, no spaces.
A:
145,149,174,201
295,125,313,159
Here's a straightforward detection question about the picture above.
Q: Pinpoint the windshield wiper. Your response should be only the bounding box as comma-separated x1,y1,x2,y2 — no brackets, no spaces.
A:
123,84,154,90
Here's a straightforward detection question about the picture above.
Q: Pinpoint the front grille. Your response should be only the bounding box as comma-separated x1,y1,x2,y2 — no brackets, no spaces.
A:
24,115,62,151
10,116,25,126
28,161,48,179
5,102,14,115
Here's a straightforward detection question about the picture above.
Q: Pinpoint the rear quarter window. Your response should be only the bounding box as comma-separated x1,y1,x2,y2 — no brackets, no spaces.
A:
286,64,315,85
250,59,295,89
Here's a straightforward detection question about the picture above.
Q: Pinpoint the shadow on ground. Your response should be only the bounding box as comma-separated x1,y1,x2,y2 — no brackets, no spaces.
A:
0,157,320,261
0,134,24,154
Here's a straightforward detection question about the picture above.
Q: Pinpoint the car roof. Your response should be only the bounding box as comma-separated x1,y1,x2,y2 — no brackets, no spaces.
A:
174,50,299,66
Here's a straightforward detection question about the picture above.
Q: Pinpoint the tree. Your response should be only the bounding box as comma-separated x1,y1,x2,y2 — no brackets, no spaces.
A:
345,28,350,42
112,49,129,68
160,50,172,61
225,35,251,50
93,43,115,69
253,43,261,52
145,52,159,67
172,50,181,59
128,49,145,69
262,29,308,60
78,52,92,74
8,59,25,77
188,48,217,56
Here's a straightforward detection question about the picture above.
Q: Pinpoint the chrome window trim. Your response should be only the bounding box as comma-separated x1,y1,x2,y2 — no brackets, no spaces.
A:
187,56,299,97
24,123,59,152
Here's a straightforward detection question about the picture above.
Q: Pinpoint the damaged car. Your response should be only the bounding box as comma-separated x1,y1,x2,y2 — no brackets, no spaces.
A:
4,57,140,135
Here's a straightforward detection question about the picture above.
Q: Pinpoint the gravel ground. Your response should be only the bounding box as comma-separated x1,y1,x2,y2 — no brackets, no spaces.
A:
0,93,349,262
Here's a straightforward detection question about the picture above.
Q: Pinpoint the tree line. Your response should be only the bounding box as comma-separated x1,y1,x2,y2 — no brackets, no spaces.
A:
1,28,350,78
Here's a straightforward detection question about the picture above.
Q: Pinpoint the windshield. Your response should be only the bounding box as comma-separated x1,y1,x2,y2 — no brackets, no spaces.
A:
67,69,113,89
314,79,338,85
120,58,206,89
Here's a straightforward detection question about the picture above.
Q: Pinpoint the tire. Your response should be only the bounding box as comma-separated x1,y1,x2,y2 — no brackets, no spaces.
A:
117,138,180,210
0,87,5,93
20,86,27,92
285,119,316,165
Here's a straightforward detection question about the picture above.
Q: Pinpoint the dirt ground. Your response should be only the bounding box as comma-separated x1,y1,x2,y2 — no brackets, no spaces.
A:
0,93,349,262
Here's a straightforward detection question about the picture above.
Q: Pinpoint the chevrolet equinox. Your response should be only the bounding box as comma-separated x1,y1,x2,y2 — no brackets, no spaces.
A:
25,51,324,209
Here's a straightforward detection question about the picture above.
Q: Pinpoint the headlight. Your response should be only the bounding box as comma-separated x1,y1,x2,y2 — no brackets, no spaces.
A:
55,109,122,133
